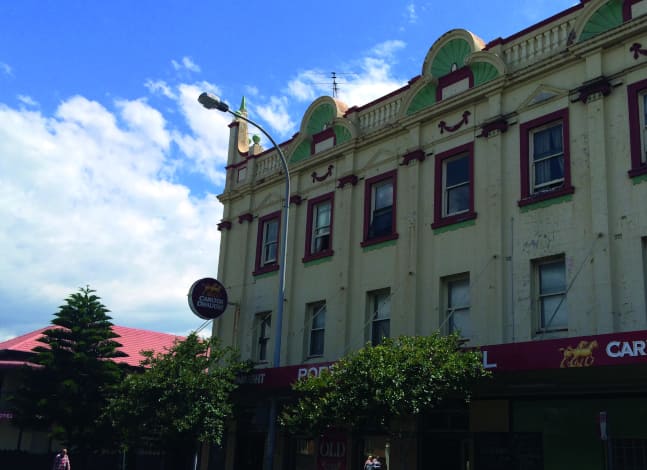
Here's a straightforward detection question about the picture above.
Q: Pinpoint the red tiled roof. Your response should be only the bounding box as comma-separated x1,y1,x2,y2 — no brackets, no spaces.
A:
0,325,184,368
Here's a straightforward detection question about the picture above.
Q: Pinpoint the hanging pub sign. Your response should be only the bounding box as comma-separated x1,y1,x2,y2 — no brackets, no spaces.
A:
188,277,228,320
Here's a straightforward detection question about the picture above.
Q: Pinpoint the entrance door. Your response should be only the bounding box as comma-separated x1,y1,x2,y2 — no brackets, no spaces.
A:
235,432,265,470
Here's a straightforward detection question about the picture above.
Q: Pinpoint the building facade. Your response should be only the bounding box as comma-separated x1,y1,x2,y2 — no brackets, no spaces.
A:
210,1,647,469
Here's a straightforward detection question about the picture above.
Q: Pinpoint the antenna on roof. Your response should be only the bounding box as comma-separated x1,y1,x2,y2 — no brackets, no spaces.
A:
330,72,358,99
332,72,339,98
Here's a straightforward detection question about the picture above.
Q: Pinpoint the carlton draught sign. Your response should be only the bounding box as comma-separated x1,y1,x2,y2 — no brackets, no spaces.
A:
188,278,228,320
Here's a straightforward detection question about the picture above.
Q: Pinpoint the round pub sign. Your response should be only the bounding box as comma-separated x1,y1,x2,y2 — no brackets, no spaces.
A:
188,278,228,320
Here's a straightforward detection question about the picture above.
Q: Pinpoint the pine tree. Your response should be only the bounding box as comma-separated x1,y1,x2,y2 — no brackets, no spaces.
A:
11,286,126,459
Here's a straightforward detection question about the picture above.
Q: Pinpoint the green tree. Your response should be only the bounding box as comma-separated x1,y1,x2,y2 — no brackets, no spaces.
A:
104,333,250,466
280,333,489,435
11,286,127,460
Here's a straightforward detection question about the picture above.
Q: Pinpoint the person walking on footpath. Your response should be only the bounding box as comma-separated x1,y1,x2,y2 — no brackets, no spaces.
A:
52,448,71,470
364,454,374,470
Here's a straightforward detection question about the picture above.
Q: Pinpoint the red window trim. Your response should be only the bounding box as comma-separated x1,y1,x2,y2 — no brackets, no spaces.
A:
628,78,647,178
303,192,335,263
253,211,281,276
361,170,399,247
518,108,574,207
432,142,477,229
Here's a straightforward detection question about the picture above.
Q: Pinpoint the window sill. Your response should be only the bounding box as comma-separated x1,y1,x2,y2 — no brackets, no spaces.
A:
302,250,334,263
252,264,279,277
361,232,399,248
533,328,568,338
518,185,574,208
431,211,477,230
628,165,647,179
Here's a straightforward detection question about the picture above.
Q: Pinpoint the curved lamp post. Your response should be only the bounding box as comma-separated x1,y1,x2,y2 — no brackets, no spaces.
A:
198,92,289,470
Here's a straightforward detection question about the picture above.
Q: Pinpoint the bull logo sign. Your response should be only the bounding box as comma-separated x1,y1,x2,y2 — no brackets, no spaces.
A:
188,277,228,320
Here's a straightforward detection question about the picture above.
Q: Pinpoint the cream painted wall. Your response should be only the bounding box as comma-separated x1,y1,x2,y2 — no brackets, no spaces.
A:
213,8,647,368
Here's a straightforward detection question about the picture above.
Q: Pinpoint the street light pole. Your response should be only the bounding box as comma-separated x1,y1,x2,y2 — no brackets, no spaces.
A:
198,92,289,470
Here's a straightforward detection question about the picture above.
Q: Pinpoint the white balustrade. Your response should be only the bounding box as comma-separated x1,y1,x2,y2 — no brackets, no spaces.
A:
501,18,576,70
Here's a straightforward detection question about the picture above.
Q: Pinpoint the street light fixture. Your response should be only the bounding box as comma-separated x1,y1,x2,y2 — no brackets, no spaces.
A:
198,92,289,470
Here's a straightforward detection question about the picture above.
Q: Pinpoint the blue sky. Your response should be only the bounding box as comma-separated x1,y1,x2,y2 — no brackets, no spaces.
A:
0,0,577,340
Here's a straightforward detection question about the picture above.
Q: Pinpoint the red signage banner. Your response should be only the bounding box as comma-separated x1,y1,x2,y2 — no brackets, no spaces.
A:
239,329,647,390
237,362,334,389
480,329,647,372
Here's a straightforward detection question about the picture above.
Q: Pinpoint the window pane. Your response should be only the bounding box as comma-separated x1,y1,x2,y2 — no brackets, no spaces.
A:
448,277,471,338
313,234,330,253
534,156,564,187
446,156,469,187
315,202,331,229
311,201,331,253
264,243,277,263
374,181,393,210
540,261,565,294
369,207,392,238
312,304,326,329
370,290,391,346
541,295,567,328
533,124,563,160
373,292,391,320
265,220,278,242
449,278,469,308
263,220,278,263
372,319,390,346
447,184,470,215
309,330,324,356
258,315,271,361
450,310,472,338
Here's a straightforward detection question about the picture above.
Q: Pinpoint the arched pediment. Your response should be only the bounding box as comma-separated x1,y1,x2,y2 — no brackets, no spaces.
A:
573,0,625,43
422,29,486,79
300,96,348,137
288,96,354,164
406,29,502,115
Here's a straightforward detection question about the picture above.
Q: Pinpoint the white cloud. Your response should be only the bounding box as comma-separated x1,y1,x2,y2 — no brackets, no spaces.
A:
145,79,177,99
245,85,260,97
182,57,201,73
287,70,323,102
0,88,225,339
0,62,12,76
117,98,171,150
405,3,418,23
18,95,38,107
172,56,201,73
173,82,230,187
372,40,406,58
283,44,406,112
255,96,296,138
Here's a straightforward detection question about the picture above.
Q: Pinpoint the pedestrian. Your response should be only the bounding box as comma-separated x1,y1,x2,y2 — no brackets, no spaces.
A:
372,455,382,470
52,448,71,470
364,454,374,470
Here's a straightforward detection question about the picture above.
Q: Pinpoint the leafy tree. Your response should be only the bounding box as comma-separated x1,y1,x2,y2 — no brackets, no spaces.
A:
11,286,127,460
104,333,250,466
280,333,489,435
